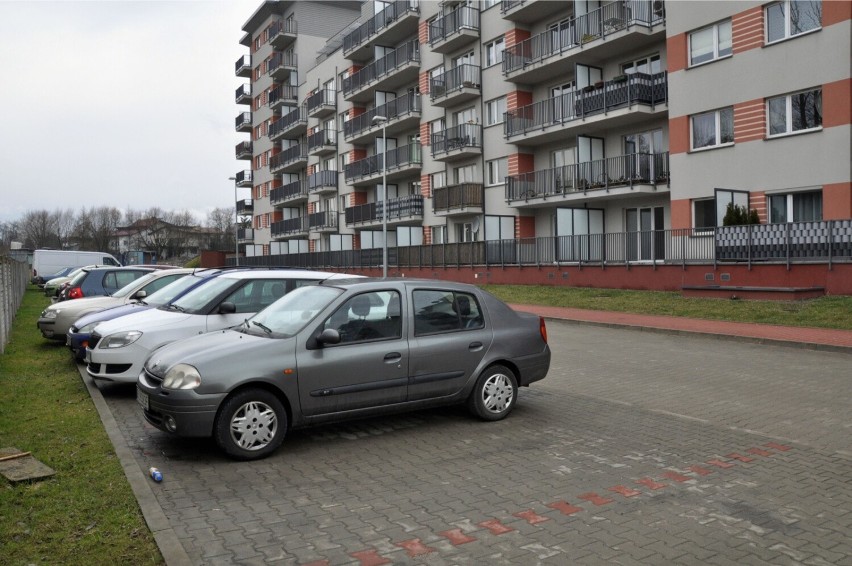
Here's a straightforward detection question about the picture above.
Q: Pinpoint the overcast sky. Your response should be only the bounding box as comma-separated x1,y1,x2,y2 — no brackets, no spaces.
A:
0,0,261,224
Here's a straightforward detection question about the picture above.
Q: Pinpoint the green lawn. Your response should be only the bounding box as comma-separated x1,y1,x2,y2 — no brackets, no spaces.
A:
0,287,162,566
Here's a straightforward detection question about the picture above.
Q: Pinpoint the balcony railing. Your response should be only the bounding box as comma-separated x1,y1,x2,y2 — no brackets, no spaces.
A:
505,72,667,138
271,217,308,238
501,0,525,12
431,123,481,156
237,228,253,242
503,0,666,74
430,64,480,100
343,0,420,55
344,143,422,182
235,112,252,131
236,199,253,215
270,180,308,206
269,106,306,140
235,54,251,76
269,84,298,108
428,5,479,45
342,40,420,96
307,129,337,153
308,170,338,192
306,89,336,116
235,84,251,104
506,152,670,202
345,195,424,225
343,92,421,140
432,183,484,213
235,141,252,159
235,170,252,186
268,51,297,79
309,211,338,231
270,144,307,173
268,18,297,48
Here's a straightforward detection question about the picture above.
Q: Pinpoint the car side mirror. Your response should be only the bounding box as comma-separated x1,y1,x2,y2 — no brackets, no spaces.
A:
316,328,341,346
133,290,147,300
218,302,236,314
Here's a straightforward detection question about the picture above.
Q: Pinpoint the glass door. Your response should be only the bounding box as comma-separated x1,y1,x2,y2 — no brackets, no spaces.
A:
626,206,664,261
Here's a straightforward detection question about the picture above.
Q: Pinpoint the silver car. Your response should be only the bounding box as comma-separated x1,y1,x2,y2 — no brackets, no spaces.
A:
137,278,551,460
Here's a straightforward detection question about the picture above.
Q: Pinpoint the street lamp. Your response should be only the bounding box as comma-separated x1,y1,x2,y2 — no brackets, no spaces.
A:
371,115,388,278
228,176,239,266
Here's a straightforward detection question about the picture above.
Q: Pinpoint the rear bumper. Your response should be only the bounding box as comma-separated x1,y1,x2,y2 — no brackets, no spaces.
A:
514,346,551,386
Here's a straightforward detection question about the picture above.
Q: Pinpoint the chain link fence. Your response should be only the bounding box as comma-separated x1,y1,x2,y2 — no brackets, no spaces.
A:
0,255,30,354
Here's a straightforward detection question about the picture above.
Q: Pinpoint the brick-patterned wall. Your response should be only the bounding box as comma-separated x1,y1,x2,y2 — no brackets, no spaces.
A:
824,0,852,26
749,191,767,224
420,122,430,146
350,106,365,118
419,71,430,95
353,233,361,250
666,33,687,73
508,153,534,176
670,199,691,230
420,174,431,198
350,192,368,206
309,240,316,253
516,216,535,238
262,244,269,256
824,182,852,219
349,149,366,162
732,6,763,54
507,90,532,111
418,20,428,44
669,115,689,155
422,227,432,245
824,78,852,128
273,210,283,223
504,28,530,48
308,202,316,214
733,99,764,143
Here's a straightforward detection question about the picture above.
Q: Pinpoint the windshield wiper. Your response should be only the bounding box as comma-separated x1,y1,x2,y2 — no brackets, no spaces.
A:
252,321,273,334
165,304,186,312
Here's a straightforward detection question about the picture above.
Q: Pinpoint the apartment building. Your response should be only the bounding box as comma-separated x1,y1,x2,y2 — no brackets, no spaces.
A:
234,0,851,269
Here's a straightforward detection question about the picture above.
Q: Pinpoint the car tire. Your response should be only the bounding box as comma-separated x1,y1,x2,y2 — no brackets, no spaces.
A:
467,365,518,421
213,388,288,460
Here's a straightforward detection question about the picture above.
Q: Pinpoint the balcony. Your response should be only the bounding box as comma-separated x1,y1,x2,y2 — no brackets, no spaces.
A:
235,141,252,160
343,0,420,61
505,152,670,206
269,106,307,141
271,217,308,239
432,183,483,216
307,129,337,156
271,180,309,207
268,51,297,81
235,170,252,187
428,5,479,54
270,144,308,174
237,228,254,243
343,92,421,144
342,40,420,103
235,112,252,132
502,0,665,83
504,72,667,145
345,195,424,227
308,170,338,195
235,84,251,105
500,0,567,24
307,89,336,118
269,84,298,111
269,18,297,50
309,211,338,233
430,64,480,108
344,143,422,186
235,54,251,77
431,123,481,161
236,199,253,216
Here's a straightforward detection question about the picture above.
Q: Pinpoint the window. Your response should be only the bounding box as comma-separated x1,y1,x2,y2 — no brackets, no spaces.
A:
323,291,402,343
484,37,505,67
413,290,483,335
689,20,732,66
485,96,507,126
396,226,423,246
453,164,477,183
622,54,661,75
486,158,507,186
430,171,446,190
431,225,447,244
715,189,749,227
767,89,822,136
693,199,716,230
769,191,822,223
481,0,500,9
766,0,821,43
691,107,734,150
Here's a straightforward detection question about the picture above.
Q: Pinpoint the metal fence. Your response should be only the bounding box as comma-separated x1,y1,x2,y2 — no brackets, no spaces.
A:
0,255,30,354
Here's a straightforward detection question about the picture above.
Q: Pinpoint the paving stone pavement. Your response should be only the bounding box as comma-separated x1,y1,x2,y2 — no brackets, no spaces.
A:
84,320,851,565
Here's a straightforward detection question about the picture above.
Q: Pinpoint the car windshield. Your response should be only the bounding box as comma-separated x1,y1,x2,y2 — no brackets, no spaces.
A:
144,274,207,307
111,272,157,298
242,285,342,337
167,277,237,313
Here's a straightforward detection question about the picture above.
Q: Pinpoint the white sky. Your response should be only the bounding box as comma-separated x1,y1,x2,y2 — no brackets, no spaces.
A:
0,0,260,224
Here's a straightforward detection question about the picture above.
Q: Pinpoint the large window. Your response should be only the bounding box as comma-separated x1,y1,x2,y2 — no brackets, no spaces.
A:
484,37,505,67
769,191,823,223
485,96,507,126
486,158,507,186
767,89,822,136
693,199,716,230
689,20,732,66
766,0,821,43
691,108,734,150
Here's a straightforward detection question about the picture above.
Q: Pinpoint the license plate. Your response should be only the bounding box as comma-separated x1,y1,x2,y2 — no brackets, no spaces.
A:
137,389,149,411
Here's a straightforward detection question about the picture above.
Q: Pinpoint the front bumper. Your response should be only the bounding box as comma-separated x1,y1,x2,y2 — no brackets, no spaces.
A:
66,329,91,361
86,342,150,383
137,371,225,437
37,318,62,340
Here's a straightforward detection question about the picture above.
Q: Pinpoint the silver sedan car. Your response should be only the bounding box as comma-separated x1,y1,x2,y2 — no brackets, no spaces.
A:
137,278,551,460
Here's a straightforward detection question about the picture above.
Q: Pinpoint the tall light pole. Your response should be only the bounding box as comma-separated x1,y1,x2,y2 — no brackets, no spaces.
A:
228,176,239,266
371,115,388,278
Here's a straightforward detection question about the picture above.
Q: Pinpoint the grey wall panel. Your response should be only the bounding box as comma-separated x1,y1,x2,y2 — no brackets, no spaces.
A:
666,1,759,36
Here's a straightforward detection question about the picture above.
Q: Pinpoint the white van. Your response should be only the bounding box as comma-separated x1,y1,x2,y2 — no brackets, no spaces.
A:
32,249,121,281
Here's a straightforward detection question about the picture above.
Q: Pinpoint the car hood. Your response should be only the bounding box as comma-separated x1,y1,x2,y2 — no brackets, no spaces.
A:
93,307,195,336
73,303,154,330
52,296,125,315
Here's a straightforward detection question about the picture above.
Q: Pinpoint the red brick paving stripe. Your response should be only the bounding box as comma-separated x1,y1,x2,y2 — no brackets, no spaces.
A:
395,539,436,557
438,528,477,546
514,509,550,524
478,519,515,535
748,447,774,457
727,452,755,463
662,471,692,483
707,459,735,468
350,549,391,566
688,465,714,476
765,442,793,451
609,485,642,497
578,492,615,505
636,477,667,490
546,501,584,515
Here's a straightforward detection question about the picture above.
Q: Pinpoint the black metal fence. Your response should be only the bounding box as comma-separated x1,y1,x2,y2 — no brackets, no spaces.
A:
428,5,479,45
344,93,421,140
430,64,481,100
342,40,420,96
343,0,420,54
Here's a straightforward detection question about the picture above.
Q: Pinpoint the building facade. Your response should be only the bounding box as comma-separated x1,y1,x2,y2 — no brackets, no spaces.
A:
233,0,851,269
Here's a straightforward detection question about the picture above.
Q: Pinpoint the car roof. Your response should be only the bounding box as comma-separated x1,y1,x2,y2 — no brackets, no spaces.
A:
320,277,479,291
216,269,356,280
81,266,156,273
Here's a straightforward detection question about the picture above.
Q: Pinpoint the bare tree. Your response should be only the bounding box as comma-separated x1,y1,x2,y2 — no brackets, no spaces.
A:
75,206,122,252
54,208,77,250
206,207,235,251
0,221,20,253
19,210,59,249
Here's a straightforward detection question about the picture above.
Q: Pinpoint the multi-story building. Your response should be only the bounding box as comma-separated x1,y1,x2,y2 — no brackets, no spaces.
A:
233,0,851,287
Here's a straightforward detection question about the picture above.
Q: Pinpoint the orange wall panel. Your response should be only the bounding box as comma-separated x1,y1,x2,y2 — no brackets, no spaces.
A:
823,182,852,219
667,33,687,73
670,198,691,230
669,115,689,155
823,78,852,128
732,6,763,54
824,0,852,26
733,99,765,143
516,216,535,238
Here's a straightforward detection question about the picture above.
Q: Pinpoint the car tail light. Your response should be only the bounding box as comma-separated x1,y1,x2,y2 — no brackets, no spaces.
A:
539,317,548,344
68,287,84,299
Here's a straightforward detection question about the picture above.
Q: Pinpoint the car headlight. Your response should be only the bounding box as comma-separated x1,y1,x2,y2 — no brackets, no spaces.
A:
77,322,98,333
162,364,201,390
99,331,143,349
42,309,59,319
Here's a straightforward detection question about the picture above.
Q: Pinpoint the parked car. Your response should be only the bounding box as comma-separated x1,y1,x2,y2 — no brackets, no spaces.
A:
136,278,551,460
57,266,156,302
32,266,76,287
87,269,356,384
37,268,192,341
43,265,103,297
67,268,244,361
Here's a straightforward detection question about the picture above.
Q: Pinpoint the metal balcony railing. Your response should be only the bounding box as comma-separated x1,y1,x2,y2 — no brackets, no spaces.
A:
343,0,420,54
237,228,253,241
345,195,424,225
344,143,422,181
270,144,307,172
268,51,297,76
505,72,667,138
269,106,306,140
500,0,525,13
235,84,251,103
235,141,252,158
432,183,484,213
503,0,666,74
308,211,338,230
308,170,338,191
342,40,420,96
269,84,298,107
270,180,308,206
505,152,670,201
343,93,421,139
430,64,480,100
306,89,335,114
271,217,308,237
268,18,297,44
236,199,253,215
428,5,479,45
307,129,337,152
431,123,481,156
235,112,252,131
235,170,252,185
235,54,251,75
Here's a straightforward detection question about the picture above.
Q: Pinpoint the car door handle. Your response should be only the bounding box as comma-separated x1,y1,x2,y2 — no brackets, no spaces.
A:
384,352,402,362
469,342,483,351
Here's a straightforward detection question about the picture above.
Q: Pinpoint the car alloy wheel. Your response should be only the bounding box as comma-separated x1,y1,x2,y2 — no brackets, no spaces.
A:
468,364,518,421
214,388,288,460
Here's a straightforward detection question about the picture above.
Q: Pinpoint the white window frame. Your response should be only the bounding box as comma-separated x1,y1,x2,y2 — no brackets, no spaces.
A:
485,96,507,126
768,190,823,223
765,0,822,45
766,88,822,138
486,158,507,186
690,107,734,151
484,36,505,67
688,19,732,67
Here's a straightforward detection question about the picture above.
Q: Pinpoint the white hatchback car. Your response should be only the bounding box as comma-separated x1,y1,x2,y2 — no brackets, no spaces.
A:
86,269,356,384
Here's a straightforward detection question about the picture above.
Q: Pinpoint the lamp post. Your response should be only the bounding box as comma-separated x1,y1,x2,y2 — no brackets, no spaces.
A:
228,176,239,266
371,115,389,278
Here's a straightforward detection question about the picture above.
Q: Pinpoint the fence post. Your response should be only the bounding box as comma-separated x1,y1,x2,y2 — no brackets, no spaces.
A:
785,222,791,271
828,219,833,271
747,223,752,271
